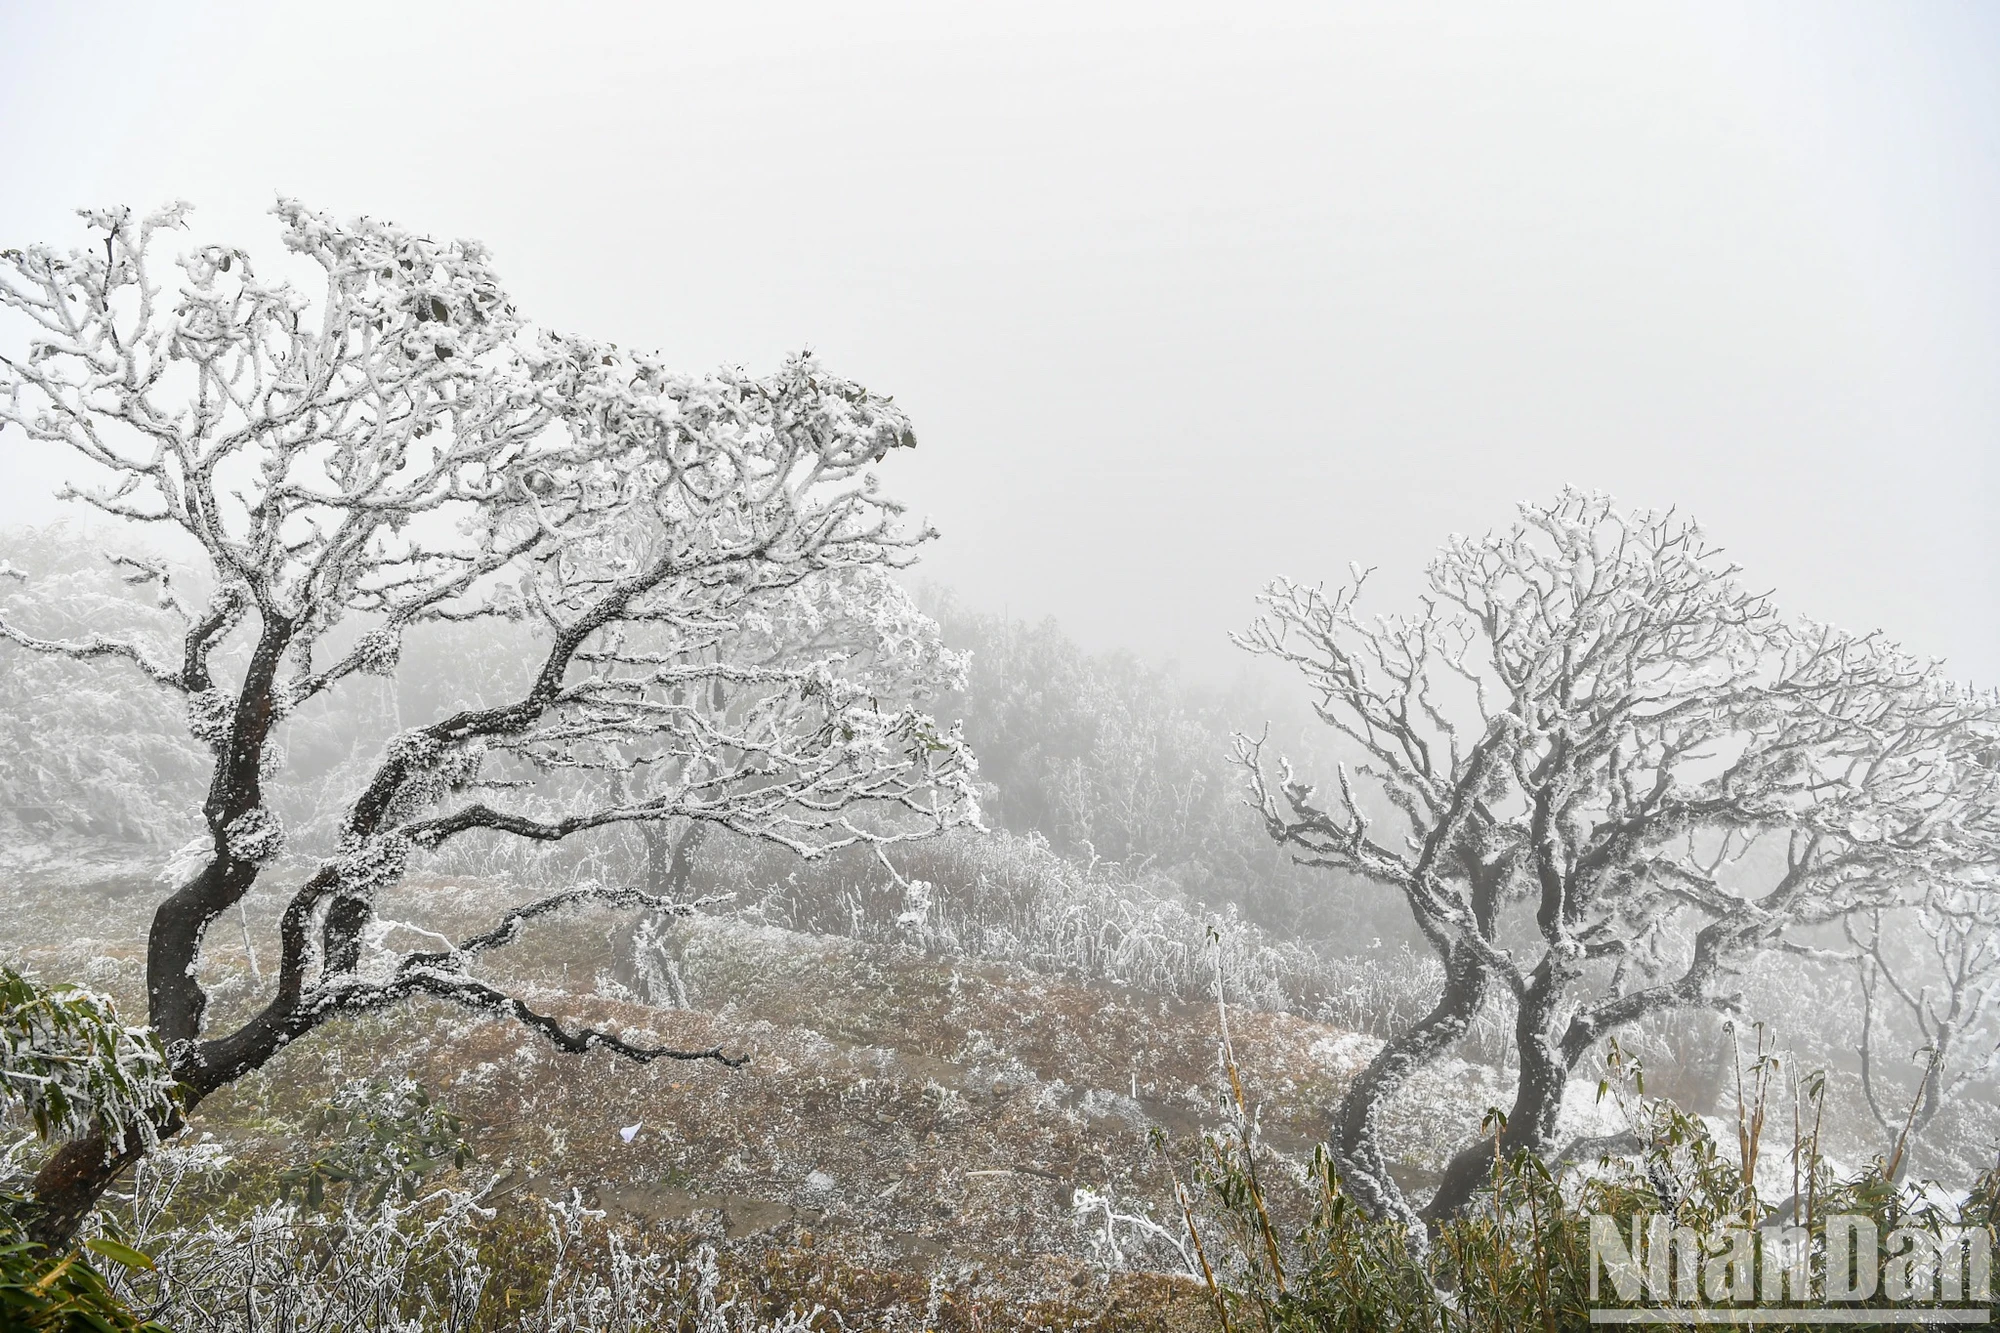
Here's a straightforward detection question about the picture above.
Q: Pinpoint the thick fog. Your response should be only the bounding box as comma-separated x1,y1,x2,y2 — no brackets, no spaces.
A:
4,7,2000,1326
2,1,1995,681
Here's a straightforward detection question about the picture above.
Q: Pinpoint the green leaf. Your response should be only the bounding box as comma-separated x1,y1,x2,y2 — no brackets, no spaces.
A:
82,1239,153,1272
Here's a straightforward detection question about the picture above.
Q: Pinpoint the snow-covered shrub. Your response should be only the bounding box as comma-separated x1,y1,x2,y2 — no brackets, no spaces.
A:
608,913,693,1010
274,1078,472,1211
0,967,176,1152
744,826,1501,1047
95,1149,827,1333
1071,1183,1200,1277
108,1149,493,1333
530,1192,823,1333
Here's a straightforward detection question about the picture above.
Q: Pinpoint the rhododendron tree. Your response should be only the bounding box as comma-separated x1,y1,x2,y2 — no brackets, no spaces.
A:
0,202,977,1245
1237,490,2000,1232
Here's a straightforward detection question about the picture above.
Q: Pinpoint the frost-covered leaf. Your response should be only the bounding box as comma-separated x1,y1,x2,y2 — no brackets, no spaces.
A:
0,968,177,1151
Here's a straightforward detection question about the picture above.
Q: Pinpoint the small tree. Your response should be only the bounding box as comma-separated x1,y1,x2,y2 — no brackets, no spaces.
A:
0,202,977,1245
1845,882,2000,1181
1237,490,1998,1231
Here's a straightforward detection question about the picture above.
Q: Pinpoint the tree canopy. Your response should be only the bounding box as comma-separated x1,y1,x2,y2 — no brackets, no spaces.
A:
0,201,977,1245
1239,490,2000,1229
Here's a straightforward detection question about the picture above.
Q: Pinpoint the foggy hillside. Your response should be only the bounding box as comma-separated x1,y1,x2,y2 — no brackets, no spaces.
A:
3,8,1998,1327
4,504,1996,1328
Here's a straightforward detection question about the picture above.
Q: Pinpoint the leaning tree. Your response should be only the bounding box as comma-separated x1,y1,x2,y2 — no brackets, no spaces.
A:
1237,490,1999,1232
0,201,978,1246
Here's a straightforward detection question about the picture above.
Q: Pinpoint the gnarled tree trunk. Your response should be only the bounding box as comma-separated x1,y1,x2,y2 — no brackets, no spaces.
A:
23,1132,141,1253
23,1093,194,1253
1423,956,1572,1224
1328,935,1492,1234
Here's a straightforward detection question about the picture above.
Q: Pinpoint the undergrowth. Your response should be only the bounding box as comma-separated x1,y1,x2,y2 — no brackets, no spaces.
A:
1174,1030,2000,1332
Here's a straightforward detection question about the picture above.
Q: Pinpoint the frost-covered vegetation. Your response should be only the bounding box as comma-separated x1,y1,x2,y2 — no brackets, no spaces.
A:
1175,1041,2000,1332
0,969,178,1155
0,200,980,1249
1238,490,2000,1230
1,200,1996,1331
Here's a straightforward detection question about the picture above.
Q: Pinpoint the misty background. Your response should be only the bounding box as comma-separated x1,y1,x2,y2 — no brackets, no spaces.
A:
5,8,2000,1321
2,1,1995,684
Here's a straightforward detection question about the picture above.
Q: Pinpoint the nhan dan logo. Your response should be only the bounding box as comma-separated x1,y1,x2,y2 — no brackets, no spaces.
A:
1588,1213,1994,1325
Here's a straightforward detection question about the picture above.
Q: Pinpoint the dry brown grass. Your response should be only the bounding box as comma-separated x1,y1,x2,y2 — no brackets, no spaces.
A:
0,857,1467,1329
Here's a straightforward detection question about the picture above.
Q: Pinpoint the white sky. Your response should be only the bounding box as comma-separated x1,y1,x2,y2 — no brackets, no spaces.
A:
2,2,1995,682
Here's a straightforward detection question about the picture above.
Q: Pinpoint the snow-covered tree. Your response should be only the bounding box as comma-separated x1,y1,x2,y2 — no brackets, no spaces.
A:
0,202,977,1245
1844,878,2000,1180
916,592,1348,927
607,563,967,893
1237,490,1999,1231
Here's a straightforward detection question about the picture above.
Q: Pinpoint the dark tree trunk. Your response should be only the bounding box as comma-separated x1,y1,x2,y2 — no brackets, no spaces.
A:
21,1132,139,1253
151,617,292,1049
321,893,372,974
1422,758,1589,1225
643,822,672,894
25,622,292,1249
1327,934,1492,1232
641,821,706,895
20,1087,196,1254
1423,956,1572,1223
1422,929,1730,1223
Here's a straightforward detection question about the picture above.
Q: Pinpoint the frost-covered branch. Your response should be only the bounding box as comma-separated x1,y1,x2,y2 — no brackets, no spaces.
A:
1237,489,2000,1227
321,969,748,1068
1846,887,2000,1176
1,200,976,1245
